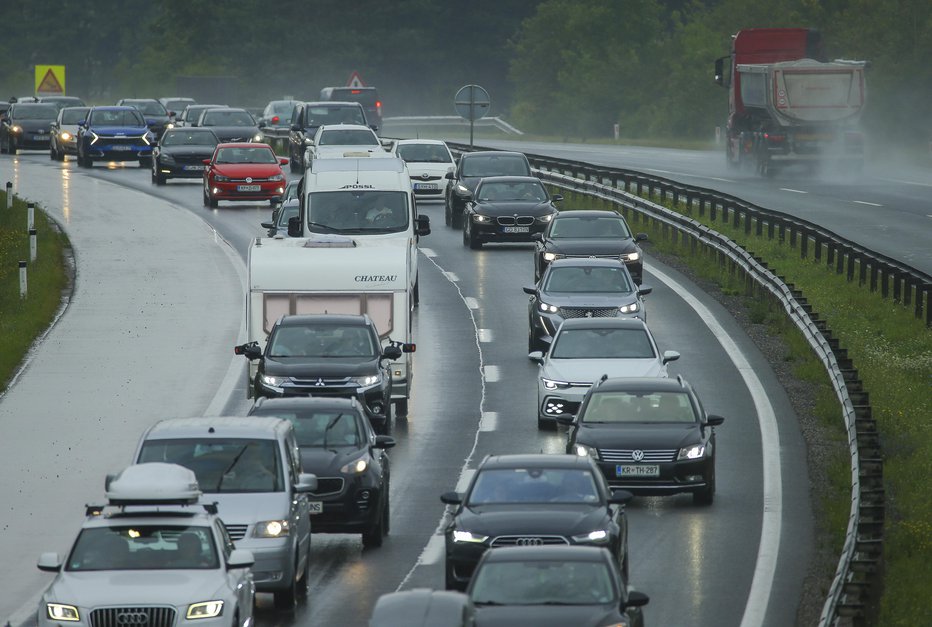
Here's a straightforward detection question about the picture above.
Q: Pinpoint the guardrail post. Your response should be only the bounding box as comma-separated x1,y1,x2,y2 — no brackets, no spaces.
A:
5,182,12,209
847,253,857,282
710,202,717,221
836,245,846,274
814,236,822,262
29,228,37,262
869,264,878,292
892,272,902,303
880,269,889,298
827,244,836,268
19,260,27,298
800,233,809,258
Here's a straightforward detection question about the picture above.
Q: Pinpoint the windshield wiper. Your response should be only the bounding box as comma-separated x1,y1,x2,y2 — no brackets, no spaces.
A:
307,222,342,233
322,413,345,452
215,444,250,491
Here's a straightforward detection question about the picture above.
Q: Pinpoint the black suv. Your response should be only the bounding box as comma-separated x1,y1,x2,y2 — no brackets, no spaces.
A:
248,396,395,547
287,101,369,173
441,454,632,591
235,314,403,435
567,376,725,505
444,151,533,228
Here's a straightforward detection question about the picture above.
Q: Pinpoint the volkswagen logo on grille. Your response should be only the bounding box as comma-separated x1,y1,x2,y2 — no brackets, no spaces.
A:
245,177,253,183
314,378,325,387
515,537,544,546
116,611,149,626
632,449,645,462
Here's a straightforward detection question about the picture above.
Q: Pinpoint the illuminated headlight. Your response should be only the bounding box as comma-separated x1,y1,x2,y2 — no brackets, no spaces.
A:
542,378,570,390
572,529,609,544
621,251,640,262
454,183,470,194
186,601,224,619
213,174,230,182
574,444,599,460
89,131,100,145
253,520,289,538
542,252,562,262
166,122,175,130
59,131,72,141
352,373,381,387
340,457,369,474
46,604,80,622
472,214,490,223
260,374,287,387
619,302,640,314
677,444,706,460
537,213,555,223
538,302,558,313
11,125,23,134
452,530,488,544
268,174,284,182
253,133,263,142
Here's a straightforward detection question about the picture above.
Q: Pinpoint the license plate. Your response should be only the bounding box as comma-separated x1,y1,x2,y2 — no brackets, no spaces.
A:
111,145,133,151
308,501,323,515
237,184,261,192
502,226,530,233
796,133,832,142
616,464,660,477
183,165,205,171
414,183,438,190
32,135,46,141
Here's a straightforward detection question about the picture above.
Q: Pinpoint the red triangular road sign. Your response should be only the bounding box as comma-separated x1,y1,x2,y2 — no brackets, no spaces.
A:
347,71,365,88
37,69,63,94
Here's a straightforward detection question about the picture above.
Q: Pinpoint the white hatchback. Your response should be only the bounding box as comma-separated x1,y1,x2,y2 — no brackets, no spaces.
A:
391,139,455,201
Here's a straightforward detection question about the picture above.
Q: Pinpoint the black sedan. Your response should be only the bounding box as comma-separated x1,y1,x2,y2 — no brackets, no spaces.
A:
524,258,651,353
468,546,648,627
441,454,631,591
151,127,219,184
0,102,58,154
567,376,725,505
116,98,173,140
533,209,649,283
248,396,395,548
462,176,562,249
196,107,261,143
444,151,532,228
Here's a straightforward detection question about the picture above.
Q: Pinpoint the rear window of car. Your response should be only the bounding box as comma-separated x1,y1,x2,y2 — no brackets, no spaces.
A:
13,104,58,120
327,89,378,107
306,106,366,127
201,109,255,126
462,154,531,177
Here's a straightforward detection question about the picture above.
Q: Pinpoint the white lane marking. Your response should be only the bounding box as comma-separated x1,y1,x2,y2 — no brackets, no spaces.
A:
483,365,501,382
648,265,782,627
480,411,499,432
852,200,883,207
455,469,477,493
779,188,808,194
420,248,437,257
395,255,487,591
641,167,736,184
416,534,446,566
478,328,493,343
875,176,932,188
443,271,460,282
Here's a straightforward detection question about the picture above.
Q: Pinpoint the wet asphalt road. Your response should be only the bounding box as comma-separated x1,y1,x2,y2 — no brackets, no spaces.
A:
2,151,815,627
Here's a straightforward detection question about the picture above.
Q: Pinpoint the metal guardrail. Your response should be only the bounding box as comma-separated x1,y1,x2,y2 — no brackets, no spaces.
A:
383,116,524,135
445,141,887,625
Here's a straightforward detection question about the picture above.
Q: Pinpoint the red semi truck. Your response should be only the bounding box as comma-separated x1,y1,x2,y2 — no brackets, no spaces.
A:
714,28,867,175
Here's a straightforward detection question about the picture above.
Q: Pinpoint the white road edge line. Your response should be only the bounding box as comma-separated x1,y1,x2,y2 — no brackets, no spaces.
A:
779,188,808,194
420,248,438,258
443,271,460,282
852,200,883,207
648,265,782,627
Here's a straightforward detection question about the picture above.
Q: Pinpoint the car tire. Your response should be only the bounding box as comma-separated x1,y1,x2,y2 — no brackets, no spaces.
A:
413,278,419,307
49,146,56,160
464,222,482,250
451,205,463,230
537,416,556,431
693,468,715,506
444,200,452,227
273,553,301,610
382,481,391,533
296,550,310,600
231,610,240,627
56,147,65,162
362,501,385,548
444,559,465,591
290,157,301,174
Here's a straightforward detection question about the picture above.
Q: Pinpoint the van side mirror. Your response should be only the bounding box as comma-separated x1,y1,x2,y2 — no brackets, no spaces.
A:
295,473,318,493
288,216,302,237
416,214,431,236
234,341,262,360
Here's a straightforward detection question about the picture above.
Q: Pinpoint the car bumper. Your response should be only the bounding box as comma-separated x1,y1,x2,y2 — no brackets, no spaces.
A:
471,221,547,243
309,478,384,533
83,142,152,159
12,133,51,149
595,458,713,495
207,180,284,202
231,536,294,592
538,388,590,423
37,605,235,627
156,162,208,178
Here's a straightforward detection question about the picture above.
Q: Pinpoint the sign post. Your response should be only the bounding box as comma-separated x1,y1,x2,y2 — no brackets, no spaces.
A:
35,65,66,97
454,85,491,148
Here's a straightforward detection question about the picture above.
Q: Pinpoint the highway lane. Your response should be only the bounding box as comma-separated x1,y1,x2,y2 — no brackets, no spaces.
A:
5,152,813,626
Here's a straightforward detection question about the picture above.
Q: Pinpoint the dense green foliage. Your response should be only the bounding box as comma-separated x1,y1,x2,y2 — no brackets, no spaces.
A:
1,1,928,145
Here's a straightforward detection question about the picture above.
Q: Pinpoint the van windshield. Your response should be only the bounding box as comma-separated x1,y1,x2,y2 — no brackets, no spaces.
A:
307,190,409,234
138,438,284,493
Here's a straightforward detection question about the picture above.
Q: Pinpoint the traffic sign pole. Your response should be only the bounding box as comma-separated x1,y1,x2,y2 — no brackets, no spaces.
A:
454,84,491,149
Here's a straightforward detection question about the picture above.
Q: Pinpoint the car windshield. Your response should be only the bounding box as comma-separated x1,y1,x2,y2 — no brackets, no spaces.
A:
306,106,366,127
185,106,223,123
477,180,547,202
318,129,378,146
582,391,697,423
128,101,167,116
266,101,296,116
549,216,631,239
544,266,632,294
13,105,57,120
396,144,451,163
163,99,193,111
250,410,362,448
66,526,219,571
307,190,409,234
162,130,218,147
268,324,378,358
551,328,655,359
89,109,145,126
214,146,276,164
138,438,283,493
470,560,616,606
468,468,600,505
202,110,254,126
461,155,530,177
60,108,89,124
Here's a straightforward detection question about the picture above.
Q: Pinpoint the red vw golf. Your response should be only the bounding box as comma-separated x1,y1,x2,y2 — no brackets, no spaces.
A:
202,142,288,207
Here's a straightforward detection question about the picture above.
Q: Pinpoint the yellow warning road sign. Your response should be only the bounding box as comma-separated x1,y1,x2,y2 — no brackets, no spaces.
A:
347,71,365,88
35,65,66,96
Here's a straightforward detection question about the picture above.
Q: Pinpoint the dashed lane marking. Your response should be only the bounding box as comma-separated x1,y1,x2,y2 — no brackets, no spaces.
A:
483,365,501,382
464,297,479,309
852,200,883,207
779,188,808,194
480,411,498,432
478,328,493,342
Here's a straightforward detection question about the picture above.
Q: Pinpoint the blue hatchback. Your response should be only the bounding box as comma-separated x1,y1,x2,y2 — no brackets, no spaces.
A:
76,106,153,167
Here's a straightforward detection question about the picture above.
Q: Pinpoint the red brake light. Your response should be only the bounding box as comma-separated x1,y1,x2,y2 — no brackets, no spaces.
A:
351,90,361,94
376,101,382,109
271,115,279,124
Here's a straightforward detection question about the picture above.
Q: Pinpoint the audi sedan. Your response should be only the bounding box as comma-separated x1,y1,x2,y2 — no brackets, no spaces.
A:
202,143,287,207
568,376,724,505
462,176,562,249
441,454,632,591
533,210,648,283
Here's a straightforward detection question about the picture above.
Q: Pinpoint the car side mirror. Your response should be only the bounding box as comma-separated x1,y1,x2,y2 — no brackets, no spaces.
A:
635,232,649,242
226,549,255,570
370,124,379,132
291,123,300,131
261,221,274,229
637,286,653,296
445,171,455,180
552,194,564,202
416,214,431,236
522,286,537,296
382,345,403,361
528,351,544,365
625,590,650,608
279,157,289,165
531,232,544,242
295,472,318,493
556,413,576,425
234,341,262,360
288,216,302,237
662,350,680,365
440,491,462,505
706,414,725,427
202,158,211,165
37,552,62,573
373,435,396,449
609,489,634,506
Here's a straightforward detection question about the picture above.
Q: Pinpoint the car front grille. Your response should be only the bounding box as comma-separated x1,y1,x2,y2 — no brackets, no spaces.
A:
490,535,569,547
542,397,582,417
312,477,345,496
89,607,176,627
496,216,535,226
564,254,620,260
170,154,209,165
291,376,352,386
559,306,620,319
599,449,677,463
224,523,248,541
228,176,272,182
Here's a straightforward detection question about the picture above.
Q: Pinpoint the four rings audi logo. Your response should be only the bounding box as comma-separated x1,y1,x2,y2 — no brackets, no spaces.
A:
116,612,149,626
515,537,544,546
632,449,645,462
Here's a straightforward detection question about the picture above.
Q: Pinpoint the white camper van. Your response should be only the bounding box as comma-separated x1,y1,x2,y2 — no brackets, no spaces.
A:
288,157,430,304
246,235,415,413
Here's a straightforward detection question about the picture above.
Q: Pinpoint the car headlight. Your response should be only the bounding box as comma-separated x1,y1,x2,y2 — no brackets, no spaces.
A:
89,131,99,145
621,251,640,262
186,600,224,619
260,374,287,387
59,131,72,141
11,125,23,134
537,213,556,223
452,530,489,544
571,529,609,544
268,174,284,182
619,302,640,314
46,604,80,622
574,444,599,460
542,378,570,390
677,444,706,460
454,183,470,194
339,457,369,474
538,301,558,313
253,133,263,142
213,173,230,182
472,214,490,223
352,373,381,387
542,252,562,262
253,520,290,538
166,122,175,130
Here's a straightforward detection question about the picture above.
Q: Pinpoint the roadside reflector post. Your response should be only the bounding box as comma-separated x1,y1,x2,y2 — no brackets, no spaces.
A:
30,228,37,262
27,202,35,230
19,261,27,298
5,182,11,209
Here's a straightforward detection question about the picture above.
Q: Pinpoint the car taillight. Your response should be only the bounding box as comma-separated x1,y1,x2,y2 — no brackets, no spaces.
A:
271,115,279,124
763,133,785,142
376,101,382,111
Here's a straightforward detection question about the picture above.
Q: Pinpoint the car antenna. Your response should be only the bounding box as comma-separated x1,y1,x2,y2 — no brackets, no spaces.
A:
356,158,360,186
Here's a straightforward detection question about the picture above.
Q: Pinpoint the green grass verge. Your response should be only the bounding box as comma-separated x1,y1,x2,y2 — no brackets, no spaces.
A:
0,191,70,393
559,189,931,624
